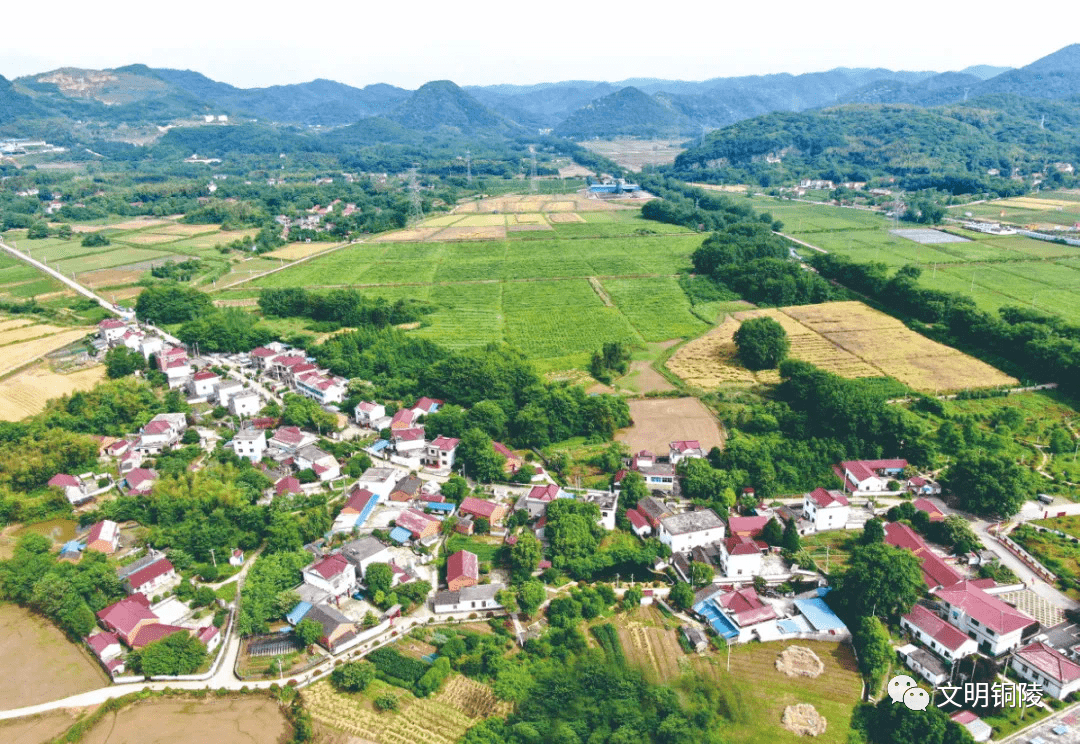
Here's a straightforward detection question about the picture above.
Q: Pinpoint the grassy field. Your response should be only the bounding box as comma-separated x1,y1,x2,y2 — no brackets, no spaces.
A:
79,697,290,744
747,194,1080,324
0,603,109,707
445,534,504,562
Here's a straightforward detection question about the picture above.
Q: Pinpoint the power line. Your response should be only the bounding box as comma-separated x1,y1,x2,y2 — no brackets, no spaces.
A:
408,165,424,224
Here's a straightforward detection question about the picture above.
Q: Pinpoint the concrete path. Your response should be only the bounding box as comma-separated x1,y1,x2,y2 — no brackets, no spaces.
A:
0,239,123,316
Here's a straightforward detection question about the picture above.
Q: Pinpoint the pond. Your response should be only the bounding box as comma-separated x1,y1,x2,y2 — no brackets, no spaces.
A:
14,518,79,545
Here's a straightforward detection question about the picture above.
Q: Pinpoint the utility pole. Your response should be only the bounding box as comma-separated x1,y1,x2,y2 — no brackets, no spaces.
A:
408,165,424,224
530,146,538,194
209,548,217,567
465,149,472,185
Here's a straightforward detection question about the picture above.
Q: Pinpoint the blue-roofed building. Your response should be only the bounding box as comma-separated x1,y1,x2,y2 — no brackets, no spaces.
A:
793,598,848,634
368,439,391,454
426,502,455,514
389,526,412,544
287,601,313,626
59,540,84,562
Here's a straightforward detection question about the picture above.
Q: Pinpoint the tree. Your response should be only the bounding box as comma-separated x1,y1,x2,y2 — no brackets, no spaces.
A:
294,617,322,648
734,316,790,370
517,580,546,617
761,517,783,546
457,428,506,483
940,450,1033,518
331,660,375,692
509,533,542,580
689,561,713,588
440,475,468,504
853,616,892,691
1049,427,1074,455
861,518,885,545
466,400,509,440
781,518,801,552
679,458,735,510
181,428,201,445
133,631,207,676
374,693,399,711
365,562,392,595
669,581,695,610
934,515,981,555
81,231,111,247
104,347,147,379
27,221,49,239
833,543,924,619
622,585,643,610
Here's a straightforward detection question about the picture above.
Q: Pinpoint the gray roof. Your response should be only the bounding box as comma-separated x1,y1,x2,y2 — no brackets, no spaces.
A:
638,496,669,520
340,537,388,567
297,444,330,461
306,603,354,635
393,475,423,496
116,552,161,580
902,645,946,678
360,467,397,482
434,582,505,607
233,428,264,442
584,491,617,510
661,509,725,535
683,626,708,646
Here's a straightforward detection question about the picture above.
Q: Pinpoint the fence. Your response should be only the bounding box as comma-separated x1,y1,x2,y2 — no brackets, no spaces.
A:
994,533,1057,584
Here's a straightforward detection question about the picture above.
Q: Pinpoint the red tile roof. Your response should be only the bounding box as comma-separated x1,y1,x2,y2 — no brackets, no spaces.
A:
396,508,438,538
126,467,158,490
276,476,303,496
430,436,459,450
342,487,376,514
48,473,80,488
670,440,701,452
250,346,277,357
143,420,172,435
307,553,350,580
807,487,849,508
716,587,776,627
951,711,978,725
446,549,478,584
527,484,561,502
903,604,973,652
723,534,761,556
391,409,416,427
842,459,907,483
97,596,157,638
87,631,120,655
626,509,650,531
459,497,501,519
412,397,441,413
272,426,307,445
884,522,964,589
492,441,516,459
87,520,118,546
197,625,220,645
727,515,769,536
131,623,188,649
393,427,426,442
1015,642,1080,684
99,318,126,329
193,369,219,381
936,581,1036,635
127,558,175,592
913,498,946,522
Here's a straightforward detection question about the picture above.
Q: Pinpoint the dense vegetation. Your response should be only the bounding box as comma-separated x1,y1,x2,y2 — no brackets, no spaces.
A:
258,288,433,331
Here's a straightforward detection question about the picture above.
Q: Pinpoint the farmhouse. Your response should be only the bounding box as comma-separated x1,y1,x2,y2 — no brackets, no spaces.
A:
897,643,948,686
216,379,244,407
86,631,125,675
86,520,120,554
718,534,763,578
188,369,220,398
628,450,676,492
136,413,187,453
229,390,262,418
936,581,1037,656
410,397,442,417
340,536,391,579
802,487,850,532
354,401,390,430
669,440,704,464
626,508,652,538
48,473,90,505
884,522,964,590
432,583,505,614
232,428,267,462
727,515,769,538
295,370,347,405
901,603,978,662
837,459,907,492
356,467,399,499
269,426,318,455
913,498,946,522
98,318,128,343
637,496,672,529
302,553,356,598
305,603,357,652
1011,642,1080,699
125,467,158,496
296,445,340,482
582,491,618,531
392,427,427,456
124,556,178,596
425,436,459,469
459,497,508,525
275,476,303,497
390,474,424,502
395,508,440,541
390,409,417,430
950,711,992,743
446,549,479,591
696,586,778,643
658,509,726,554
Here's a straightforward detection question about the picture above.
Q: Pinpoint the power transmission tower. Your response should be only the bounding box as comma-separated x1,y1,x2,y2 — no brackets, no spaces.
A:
408,165,424,224
529,146,538,193
465,149,472,185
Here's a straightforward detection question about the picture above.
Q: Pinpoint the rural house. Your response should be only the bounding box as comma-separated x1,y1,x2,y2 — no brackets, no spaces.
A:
340,536,391,579
425,436,459,469
884,522,964,590
302,553,356,598
48,473,90,505
295,445,340,482
802,488,850,532
727,515,769,538
231,428,267,462
669,440,704,464
900,603,978,662
446,549,479,591
354,401,390,430
395,509,440,541
86,520,120,554
913,498,946,522
304,603,357,652
836,459,907,492
1011,642,1080,699
123,556,178,596
718,534,763,578
269,426,318,455
459,497,508,525
658,509,726,554
124,467,159,496
935,581,1037,656
188,369,220,398
390,474,424,502
356,467,399,499
432,583,505,614
626,508,653,538
492,441,523,472
229,390,262,418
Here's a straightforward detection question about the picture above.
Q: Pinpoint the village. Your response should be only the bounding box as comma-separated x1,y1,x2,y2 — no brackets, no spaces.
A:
9,313,1071,743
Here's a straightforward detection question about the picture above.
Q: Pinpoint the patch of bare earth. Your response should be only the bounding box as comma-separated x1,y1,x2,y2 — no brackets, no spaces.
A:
616,397,723,453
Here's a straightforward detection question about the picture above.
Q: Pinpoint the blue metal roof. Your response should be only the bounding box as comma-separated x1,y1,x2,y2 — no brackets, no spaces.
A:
286,601,313,625
370,439,390,452
426,502,455,513
793,598,847,632
389,526,412,543
61,540,84,553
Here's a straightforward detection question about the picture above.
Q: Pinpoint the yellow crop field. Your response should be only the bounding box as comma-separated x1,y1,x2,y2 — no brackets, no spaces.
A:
456,215,507,227
0,323,75,346
0,363,105,421
421,215,465,227
547,212,586,223
0,319,36,334
994,197,1077,211
373,227,444,243
267,243,344,260
667,301,1017,393
0,327,93,377
512,213,547,224
431,226,507,241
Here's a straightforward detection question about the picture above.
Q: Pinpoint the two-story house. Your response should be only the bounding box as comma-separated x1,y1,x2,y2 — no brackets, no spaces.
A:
935,581,1037,656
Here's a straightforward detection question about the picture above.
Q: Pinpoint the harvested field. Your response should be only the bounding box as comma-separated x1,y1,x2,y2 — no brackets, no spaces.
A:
373,227,443,243
616,615,685,682
547,212,586,223
431,225,507,241
77,268,145,288
118,232,180,245
511,213,547,224
615,360,675,393
0,710,82,743
0,604,108,707
267,242,344,260
507,224,554,232
459,194,625,214
668,301,1017,393
422,214,465,227
456,214,507,227
776,646,825,678
0,327,92,377
153,223,217,236
616,397,723,454
0,363,106,421
96,218,171,231
782,704,827,736
80,697,289,744
580,138,686,171
0,319,35,333
0,322,72,345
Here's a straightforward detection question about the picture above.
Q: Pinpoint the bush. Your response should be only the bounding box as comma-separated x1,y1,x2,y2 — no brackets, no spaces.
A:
374,693,398,711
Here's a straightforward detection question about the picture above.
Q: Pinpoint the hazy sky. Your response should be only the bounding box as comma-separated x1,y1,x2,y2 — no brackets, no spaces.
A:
4,1,1075,89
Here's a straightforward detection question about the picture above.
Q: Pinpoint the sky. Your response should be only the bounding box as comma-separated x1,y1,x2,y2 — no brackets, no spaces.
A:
3,1,1075,89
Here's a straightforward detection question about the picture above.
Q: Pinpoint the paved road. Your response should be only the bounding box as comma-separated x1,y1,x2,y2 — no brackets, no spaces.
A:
0,238,124,316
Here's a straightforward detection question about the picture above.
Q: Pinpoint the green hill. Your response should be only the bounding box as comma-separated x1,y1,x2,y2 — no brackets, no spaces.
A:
555,86,689,138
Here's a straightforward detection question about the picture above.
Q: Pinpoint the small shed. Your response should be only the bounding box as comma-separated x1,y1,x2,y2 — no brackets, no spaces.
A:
389,526,412,544
286,601,313,626
682,625,708,653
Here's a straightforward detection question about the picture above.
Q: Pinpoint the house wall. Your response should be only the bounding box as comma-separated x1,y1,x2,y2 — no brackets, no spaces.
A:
660,526,724,554
1010,658,1080,699
944,603,1025,655
720,551,762,578
899,617,978,662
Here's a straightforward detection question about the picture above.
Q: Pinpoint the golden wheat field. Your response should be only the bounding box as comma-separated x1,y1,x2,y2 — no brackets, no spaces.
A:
431,226,507,241
0,323,77,346
546,212,586,223
455,215,507,227
666,301,1018,393
0,327,93,377
455,194,624,214
373,227,444,243
267,242,344,260
0,363,106,421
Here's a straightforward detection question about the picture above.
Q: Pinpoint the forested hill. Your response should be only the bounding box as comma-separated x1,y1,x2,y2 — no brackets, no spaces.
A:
554,87,690,138
385,81,519,135
666,96,1080,192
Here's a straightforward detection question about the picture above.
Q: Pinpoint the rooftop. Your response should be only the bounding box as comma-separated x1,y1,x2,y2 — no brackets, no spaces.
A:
446,549,479,583
936,581,1036,635
807,487,849,508
903,603,973,652
661,509,725,535
1015,641,1080,684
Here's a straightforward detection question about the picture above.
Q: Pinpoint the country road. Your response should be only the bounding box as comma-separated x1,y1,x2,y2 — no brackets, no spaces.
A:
0,239,123,315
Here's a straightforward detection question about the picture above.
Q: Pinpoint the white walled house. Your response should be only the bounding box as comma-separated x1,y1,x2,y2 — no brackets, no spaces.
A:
98,319,127,343
718,534,763,578
355,401,389,429
340,536,391,579
583,491,618,531
432,583,504,614
425,436,459,469
229,390,262,418
936,581,1036,656
658,509,726,554
216,380,244,407
296,445,340,482
356,467,398,499
900,604,978,662
838,459,907,493
232,429,267,462
188,369,220,398
803,488,850,531
669,440,704,464
1011,642,1080,699
302,554,356,598
295,371,347,405
393,427,427,455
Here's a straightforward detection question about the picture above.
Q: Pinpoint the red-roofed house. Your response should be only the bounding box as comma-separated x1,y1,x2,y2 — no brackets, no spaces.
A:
48,473,90,505
97,595,168,648
295,370,347,405
275,475,303,497
197,624,222,653
901,603,978,662
626,508,652,538
86,631,125,674
1011,642,1080,698
718,534,764,577
802,488,850,531
354,401,388,429
395,509,440,541
937,581,1037,655
668,440,704,464
390,409,417,430
526,484,569,503
837,459,907,492
913,498,946,523
459,497,508,524
105,439,132,458
492,442,523,473
884,521,964,590
713,587,778,641
269,426,317,454
86,520,120,554
188,369,220,398
425,436,459,469
125,467,159,496
249,346,279,370
156,346,191,388
98,318,128,343
125,558,178,596
392,427,427,455
410,397,442,417
341,487,377,515
728,515,769,538
302,553,356,597
446,549,479,591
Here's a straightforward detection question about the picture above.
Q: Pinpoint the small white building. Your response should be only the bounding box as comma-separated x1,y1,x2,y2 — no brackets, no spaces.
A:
897,643,949,686
582,491,618,531
340,536,392,579
432,583,504,614
393,427,427,455
900,604,978,663
658,509,725,554
838,459,907,493
97,318,128,343
802,487,850,532
231,429,267,462
216,379,245,407
229,390,262,418
425,436,459,469
296,445,340,482
188,369,220,398
718,534,762,578
1011,642,1080,699
355,401,389,429
302,554,356,598
356,467,399,499
669,440,704,464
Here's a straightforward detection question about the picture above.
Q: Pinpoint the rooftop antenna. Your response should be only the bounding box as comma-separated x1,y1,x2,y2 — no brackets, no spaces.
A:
408,165,424,224
530,146,538,193
465,149,472,185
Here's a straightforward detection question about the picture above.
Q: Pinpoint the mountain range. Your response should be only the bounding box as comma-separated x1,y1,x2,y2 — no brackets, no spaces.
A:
0,46,1077,142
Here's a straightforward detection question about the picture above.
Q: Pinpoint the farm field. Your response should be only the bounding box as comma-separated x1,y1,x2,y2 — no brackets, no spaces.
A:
580,138,686,171
745,194,1080,324
0,710,81,744
690,641,862,744
667,301,1018,393
79,697,290,744
0,324,93,378
616,397,723,454
302,675,510,744
0,362,105,421
0,603,108,707
611,606,687,683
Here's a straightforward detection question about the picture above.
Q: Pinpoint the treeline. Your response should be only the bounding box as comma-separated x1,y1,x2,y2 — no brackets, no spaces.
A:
258,288,432,331
810,253,1080,392
135,285,278,353
691,222,835,306
637,174,781,232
